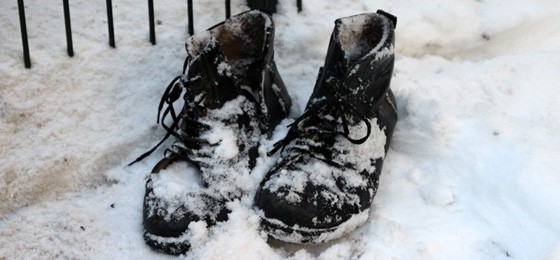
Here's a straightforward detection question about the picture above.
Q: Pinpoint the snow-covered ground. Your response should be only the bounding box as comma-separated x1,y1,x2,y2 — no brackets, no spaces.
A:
1,0,560,259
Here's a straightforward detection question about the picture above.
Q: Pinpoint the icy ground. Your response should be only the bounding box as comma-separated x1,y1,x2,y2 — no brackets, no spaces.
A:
1,0,560,259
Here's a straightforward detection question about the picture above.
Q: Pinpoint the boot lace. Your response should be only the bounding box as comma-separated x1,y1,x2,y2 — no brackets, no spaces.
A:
129,65,205,166
268,97,371,170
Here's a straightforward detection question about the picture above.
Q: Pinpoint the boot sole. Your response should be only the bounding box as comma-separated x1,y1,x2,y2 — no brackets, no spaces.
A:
258,209,371,244
143,230,191,255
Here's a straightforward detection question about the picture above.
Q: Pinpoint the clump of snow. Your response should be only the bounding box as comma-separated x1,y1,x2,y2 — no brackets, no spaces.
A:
183,95,260,199
186,31,213,56
202,127,239,159
216,61,232,77
188,201,277,259
152,162,204,195
2,0,560,259
187,221,209,248
147,164,213,220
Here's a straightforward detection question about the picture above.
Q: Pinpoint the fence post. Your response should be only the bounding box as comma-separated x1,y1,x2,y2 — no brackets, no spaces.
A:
148,0,156,44
106,0,116,47
187,0,194,35
297,0,302,12
17,0,31,68
225,0,231,19
247,0,277,13
63,0,74,56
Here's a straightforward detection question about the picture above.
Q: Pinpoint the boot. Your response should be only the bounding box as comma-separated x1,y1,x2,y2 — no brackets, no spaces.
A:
254,10,397,244
137,10,291,254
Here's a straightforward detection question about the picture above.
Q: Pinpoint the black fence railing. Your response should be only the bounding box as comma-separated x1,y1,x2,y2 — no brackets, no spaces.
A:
15,0,303,69
62,0,73,56
17,0,31,68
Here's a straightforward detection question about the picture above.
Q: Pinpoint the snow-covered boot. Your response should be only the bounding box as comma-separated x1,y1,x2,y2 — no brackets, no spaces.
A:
137,10,291,255
254,10,398,244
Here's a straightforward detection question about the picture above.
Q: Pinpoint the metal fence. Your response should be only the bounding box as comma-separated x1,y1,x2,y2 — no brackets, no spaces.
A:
15,0,303,69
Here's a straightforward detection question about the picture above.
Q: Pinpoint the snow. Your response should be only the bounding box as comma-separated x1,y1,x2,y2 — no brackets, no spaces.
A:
1,0,560,259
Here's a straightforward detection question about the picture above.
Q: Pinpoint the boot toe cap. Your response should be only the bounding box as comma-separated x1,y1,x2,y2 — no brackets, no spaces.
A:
255,182,359,231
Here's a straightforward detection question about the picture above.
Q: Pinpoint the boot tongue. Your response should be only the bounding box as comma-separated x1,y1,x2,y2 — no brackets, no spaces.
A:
185,37,240,110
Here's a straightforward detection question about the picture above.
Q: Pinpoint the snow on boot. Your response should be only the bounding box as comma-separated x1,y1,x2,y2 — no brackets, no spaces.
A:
254,10,398,244
136,10,291,255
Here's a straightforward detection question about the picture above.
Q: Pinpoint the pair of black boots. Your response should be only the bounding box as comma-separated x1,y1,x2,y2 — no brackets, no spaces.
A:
136,9,398,255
